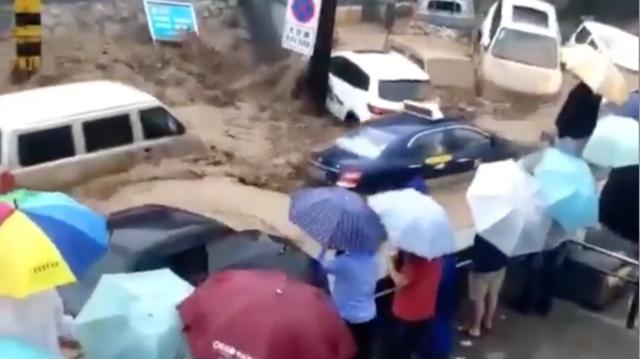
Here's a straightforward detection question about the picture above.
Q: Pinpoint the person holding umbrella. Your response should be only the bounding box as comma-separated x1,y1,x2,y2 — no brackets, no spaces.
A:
554,44,629,156
464,234,509,338
466,160,555,335
0,190,108,357
369,189,456,359
179,269,356,359
289,186,386,359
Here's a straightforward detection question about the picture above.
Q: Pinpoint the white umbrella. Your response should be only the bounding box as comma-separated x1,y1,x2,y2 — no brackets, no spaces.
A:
368,189,456,259
561,44,629,105
466,160,551,256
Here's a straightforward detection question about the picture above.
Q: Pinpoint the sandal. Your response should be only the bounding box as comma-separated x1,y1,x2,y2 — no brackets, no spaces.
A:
462,328,482,339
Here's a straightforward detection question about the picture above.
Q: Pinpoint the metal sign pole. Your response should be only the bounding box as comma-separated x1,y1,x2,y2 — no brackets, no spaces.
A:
12,0,42,78
306,0,336,113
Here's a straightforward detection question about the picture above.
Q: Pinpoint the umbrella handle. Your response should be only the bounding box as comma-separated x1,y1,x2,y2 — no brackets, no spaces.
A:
374,287,396,298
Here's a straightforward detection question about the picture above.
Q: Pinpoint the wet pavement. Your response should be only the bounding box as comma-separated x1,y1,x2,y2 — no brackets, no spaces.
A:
454,296,639,359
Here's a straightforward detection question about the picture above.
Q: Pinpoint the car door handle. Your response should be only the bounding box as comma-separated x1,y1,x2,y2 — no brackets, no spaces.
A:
457,158,471,162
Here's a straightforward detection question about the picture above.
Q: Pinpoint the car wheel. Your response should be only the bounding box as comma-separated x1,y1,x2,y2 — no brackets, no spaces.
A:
344,112,360,127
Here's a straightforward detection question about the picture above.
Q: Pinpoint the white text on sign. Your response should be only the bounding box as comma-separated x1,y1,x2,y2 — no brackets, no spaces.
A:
282,23,316,56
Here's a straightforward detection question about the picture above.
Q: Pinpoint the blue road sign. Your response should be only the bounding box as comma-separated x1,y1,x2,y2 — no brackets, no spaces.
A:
143,0,198,42
291,0,315,23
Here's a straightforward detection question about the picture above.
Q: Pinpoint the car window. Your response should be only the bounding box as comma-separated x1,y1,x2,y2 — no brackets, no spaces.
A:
83,114,133,153
378,80,434,102
446,128,490,152
573,26,591,44
587,38,598,50
491,28,558,69
341,60,370,90
406,131,447,163
330,56,349,78
18,125,75,167
335,127,397,159
512,6,549,28
489,1,502,40
427,0,462,13
140,107,186,140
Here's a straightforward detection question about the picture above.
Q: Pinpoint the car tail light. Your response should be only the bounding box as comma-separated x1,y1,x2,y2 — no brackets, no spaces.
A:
336,170,362,189
367,103,394,116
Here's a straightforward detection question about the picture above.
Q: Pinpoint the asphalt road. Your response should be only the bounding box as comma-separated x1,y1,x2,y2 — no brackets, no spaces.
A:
455,296,639,359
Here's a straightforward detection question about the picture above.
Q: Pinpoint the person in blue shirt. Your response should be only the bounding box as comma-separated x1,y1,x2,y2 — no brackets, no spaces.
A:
322,249,379,359
420,254,457,359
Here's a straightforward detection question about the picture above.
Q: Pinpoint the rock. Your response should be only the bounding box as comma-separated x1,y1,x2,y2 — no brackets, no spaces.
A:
95,56,111,71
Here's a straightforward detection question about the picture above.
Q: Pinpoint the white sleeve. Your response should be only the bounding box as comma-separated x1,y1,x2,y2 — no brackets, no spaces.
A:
53,291,75,340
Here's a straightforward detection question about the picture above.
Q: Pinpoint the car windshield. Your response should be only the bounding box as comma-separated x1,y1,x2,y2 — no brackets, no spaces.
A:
490,28,558,69
378,80,433,102
335,127,397,159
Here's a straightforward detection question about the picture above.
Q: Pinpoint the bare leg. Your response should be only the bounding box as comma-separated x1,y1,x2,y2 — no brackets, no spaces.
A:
484,270,505,331
484,290,499,331
469,298,484,337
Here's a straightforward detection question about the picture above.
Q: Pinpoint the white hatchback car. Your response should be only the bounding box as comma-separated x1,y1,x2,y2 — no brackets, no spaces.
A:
326,50,443,125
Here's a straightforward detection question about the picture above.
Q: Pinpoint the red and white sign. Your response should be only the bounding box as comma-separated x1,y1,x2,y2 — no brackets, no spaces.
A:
281,0,322,56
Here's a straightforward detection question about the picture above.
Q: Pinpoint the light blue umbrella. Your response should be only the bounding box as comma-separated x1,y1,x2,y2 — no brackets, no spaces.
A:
0,337,56,359
368,189,456,259
582,114,639,168
75,269,194,359
534,148,598,231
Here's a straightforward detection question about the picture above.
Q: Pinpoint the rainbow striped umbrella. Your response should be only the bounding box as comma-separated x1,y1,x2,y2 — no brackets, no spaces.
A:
0,190,108,298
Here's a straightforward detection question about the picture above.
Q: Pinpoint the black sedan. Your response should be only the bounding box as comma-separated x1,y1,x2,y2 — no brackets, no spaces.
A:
308,111,518,193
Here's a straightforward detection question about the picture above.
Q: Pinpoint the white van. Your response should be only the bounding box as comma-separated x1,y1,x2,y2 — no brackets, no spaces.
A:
478,0,562,96
0,81,205,190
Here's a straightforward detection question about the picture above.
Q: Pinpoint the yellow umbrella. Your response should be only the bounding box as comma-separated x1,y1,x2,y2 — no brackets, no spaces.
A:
561,44,629,105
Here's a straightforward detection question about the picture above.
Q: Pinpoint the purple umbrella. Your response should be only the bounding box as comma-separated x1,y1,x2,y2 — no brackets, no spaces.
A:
289,187,386,253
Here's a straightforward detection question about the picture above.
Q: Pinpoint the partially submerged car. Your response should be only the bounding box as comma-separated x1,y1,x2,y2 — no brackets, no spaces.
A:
326,50,443,125
416,0,476,33
0,81,206,190
477,0,562,97
59,205,234,315
566,20,639,87
308,103,517,193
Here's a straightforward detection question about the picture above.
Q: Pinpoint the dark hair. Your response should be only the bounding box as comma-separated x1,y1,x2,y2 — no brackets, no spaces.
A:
394,250,416,269
335,250,346,256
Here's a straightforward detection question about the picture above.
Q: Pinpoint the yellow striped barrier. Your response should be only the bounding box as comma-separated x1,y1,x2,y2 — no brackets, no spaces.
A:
12,0,41,73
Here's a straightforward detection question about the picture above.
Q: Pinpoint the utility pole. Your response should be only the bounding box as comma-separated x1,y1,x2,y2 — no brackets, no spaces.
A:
12,0,42,81
306,0,337,113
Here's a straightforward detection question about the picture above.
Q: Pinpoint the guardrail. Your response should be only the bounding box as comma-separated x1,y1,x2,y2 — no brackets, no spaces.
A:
566,239,639,329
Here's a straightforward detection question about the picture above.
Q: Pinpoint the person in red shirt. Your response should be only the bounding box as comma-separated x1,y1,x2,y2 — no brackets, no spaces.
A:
381,250,443,359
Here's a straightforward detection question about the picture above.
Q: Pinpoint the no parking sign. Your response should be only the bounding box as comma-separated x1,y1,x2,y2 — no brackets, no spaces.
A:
281,0,322,56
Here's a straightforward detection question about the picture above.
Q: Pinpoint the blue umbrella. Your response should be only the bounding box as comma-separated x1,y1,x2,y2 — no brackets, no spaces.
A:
289,187,386,253
0,337,56,359
533,148,598,231
74,269,194,359
368,189,455,259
